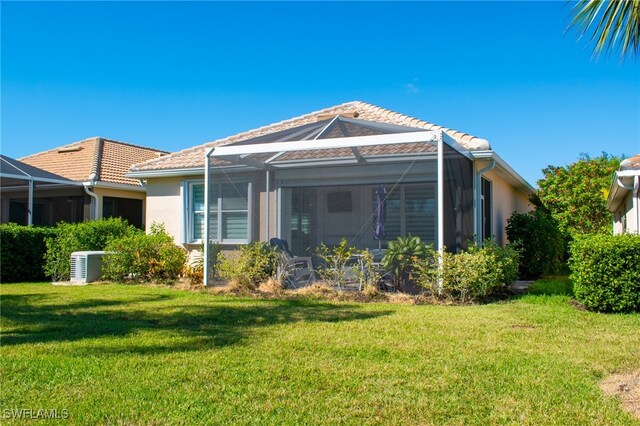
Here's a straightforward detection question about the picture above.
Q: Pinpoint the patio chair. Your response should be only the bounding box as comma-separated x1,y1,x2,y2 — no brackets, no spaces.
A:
269,238,316,288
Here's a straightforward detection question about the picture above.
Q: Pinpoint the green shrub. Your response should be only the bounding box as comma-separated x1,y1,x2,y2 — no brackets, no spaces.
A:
218,242,278,290
316,239,355,289
381,235,431,291
102,223,187,282
506,199,564,279
44,218,136,281
570,234,640,313
0,224,58,282
413,242,519,302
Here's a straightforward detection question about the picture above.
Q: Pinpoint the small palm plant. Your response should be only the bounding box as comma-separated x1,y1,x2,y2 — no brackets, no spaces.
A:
381,235,432,291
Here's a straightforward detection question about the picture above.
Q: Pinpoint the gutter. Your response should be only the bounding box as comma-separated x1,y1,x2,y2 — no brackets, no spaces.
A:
82,173,100,220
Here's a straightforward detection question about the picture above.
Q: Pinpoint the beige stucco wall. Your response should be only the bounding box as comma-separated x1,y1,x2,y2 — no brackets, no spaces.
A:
144,176,184,242
484,168,532,245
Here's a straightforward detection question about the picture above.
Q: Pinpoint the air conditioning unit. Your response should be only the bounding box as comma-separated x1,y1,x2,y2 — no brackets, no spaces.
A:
70,251,106,284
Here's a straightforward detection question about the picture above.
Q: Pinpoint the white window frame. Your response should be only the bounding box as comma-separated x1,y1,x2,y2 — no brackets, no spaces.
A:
183,179,252,244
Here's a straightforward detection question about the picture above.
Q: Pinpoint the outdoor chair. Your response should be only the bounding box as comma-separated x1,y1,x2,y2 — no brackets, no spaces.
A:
269,238,316,288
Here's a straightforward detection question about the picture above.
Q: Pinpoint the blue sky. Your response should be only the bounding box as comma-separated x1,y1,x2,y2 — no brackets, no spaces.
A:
2,1,638,186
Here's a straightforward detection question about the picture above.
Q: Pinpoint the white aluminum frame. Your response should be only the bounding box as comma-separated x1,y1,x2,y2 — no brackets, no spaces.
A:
204,130,456,289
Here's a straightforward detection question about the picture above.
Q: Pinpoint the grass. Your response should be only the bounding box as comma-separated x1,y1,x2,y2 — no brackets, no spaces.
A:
1,281,639,425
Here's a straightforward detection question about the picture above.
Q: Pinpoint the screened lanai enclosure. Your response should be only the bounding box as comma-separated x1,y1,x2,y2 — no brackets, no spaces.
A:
203,116,478,286
0,155,87,226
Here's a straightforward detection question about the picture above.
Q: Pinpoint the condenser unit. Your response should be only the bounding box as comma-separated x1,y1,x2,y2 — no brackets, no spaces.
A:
70,251,106,284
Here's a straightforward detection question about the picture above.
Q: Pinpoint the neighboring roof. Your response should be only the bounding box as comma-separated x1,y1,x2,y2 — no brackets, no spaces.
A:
0,155,80,186
606,154,640,212
130,101,490,173
20,137,168,186
620,154,640,171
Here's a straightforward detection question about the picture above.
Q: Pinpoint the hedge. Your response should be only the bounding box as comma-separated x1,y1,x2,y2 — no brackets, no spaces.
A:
570,234,640,313
44,218,137,281
0,224,58,282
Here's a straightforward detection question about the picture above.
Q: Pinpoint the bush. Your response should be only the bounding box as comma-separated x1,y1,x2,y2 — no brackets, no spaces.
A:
315,239,355,289
44,218,136,281
0,224,58,282
381,235,431,291
413,242,520,302
506,198,564,279
102,223,186,282
218,242,278,290
570,234,640,313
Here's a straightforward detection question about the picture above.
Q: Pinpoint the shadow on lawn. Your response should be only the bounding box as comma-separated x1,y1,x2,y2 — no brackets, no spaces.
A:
1,291,391,354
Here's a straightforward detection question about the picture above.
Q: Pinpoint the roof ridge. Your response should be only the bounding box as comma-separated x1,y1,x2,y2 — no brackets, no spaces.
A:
18,136,168,162
19,137,98,161
90,138,104,181
98,137,170,154
130,101,363,170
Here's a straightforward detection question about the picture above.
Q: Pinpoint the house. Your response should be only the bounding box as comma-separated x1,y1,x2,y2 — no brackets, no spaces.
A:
1,137,167,228
607,154,640,235
129,101,533,285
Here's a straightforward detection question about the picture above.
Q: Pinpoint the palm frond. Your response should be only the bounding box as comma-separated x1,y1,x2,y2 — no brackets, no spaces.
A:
568,0,640,61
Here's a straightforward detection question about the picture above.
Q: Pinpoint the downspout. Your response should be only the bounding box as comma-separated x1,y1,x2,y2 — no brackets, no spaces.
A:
476,158,496,244
27,179,34,226
83,173,99,221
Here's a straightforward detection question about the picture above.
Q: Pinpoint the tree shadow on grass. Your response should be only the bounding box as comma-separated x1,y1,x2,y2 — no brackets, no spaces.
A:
1,291,391,354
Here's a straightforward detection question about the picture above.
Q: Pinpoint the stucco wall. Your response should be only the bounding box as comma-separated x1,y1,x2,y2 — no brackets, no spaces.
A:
484,168,532,245
144,176,184,242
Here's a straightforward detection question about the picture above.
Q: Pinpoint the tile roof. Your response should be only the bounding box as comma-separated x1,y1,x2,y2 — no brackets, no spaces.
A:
130,101,489,173
20,137,168,186
620,154,640,171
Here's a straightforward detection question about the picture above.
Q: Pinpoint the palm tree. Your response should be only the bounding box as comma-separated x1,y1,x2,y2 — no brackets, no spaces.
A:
568,0,640,60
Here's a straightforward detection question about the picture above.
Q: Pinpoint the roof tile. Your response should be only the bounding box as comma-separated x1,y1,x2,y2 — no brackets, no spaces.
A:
20,137,168,186
131,101,488,172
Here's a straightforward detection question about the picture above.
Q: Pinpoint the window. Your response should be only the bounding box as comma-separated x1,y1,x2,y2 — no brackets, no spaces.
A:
185,180,250,243
372,183,436,244
481,177,492,241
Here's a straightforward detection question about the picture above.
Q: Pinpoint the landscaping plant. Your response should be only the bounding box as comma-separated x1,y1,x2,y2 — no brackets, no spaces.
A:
0,223,57,282
315,238,354,289
413,241,519,302
102,223,187,283
506,195,564,279
217,242,278,290
381,235,431,291
44,217,136,281
570,233,640,313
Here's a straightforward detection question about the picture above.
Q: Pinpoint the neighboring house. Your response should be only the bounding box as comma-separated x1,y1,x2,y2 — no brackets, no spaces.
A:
0,155,85,226
129,101,533,279
607,154,640,235
2,137,167,228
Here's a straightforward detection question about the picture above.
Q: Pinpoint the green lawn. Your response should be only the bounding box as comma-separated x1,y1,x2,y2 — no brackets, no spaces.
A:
1,281,639,425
